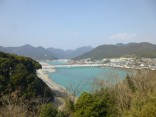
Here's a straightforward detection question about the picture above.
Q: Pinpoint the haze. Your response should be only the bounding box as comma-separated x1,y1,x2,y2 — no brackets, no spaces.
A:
0,0,156,50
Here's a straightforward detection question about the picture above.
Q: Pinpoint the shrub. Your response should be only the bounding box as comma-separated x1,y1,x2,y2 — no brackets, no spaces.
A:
39,104,58,117
74,91,117,117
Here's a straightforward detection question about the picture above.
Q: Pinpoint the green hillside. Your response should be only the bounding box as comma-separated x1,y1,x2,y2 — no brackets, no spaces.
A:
75,42,156,60
0,52,55,116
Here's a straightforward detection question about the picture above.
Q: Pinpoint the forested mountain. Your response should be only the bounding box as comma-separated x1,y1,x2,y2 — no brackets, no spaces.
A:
0,44,56,60
75,42,156,60
47,46,93,59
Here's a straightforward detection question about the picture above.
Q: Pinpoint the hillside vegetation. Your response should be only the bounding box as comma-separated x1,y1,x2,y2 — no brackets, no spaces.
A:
0,52,57,116
64,70,156,117
75,42,156,60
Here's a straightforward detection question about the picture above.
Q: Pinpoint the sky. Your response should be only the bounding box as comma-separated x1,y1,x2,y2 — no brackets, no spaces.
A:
0,0,156,50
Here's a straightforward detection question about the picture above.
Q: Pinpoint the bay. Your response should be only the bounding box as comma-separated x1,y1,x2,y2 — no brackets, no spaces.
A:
48,66,132,95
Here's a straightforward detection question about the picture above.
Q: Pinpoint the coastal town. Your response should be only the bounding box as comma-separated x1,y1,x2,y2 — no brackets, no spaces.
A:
48,57,156,70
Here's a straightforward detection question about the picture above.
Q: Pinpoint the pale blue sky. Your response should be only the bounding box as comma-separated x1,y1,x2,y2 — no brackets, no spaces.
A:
0,0,156,49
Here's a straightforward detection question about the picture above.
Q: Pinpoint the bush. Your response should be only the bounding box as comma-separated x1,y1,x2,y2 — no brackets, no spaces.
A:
39,104,58,117
74,91,117,117
124,93,156,117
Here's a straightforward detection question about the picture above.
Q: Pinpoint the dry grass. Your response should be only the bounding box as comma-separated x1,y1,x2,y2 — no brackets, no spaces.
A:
114,70,156,117
93,69,156,117
0,106,27,117
0,95,46,117
0,96,27,117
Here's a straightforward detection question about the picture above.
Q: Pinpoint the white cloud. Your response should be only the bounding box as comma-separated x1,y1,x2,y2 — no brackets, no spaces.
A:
110,33,137,40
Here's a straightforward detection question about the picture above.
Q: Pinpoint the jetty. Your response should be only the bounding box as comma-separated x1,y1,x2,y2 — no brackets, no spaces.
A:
42,64,105,69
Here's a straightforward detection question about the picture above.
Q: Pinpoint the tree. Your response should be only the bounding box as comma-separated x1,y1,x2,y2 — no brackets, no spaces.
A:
126,74,136,93
39,104,58,117
74,90,117,117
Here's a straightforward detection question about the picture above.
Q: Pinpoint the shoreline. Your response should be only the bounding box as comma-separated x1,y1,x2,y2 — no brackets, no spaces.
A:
37,64,71,110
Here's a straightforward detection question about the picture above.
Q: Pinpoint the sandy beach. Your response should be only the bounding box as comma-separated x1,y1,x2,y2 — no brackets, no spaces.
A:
37,62,71,110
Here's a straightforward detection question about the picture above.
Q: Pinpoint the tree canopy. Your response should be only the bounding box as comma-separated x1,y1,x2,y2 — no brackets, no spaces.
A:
0,52,54,105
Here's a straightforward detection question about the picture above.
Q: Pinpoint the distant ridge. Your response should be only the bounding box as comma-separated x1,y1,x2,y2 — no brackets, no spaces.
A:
0,44,56,60
75,42,156,60
47,46,93,59
0,45,93,60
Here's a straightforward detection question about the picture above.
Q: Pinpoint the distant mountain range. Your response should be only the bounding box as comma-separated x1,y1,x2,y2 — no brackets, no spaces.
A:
0,44,93,60
47,46,93,59
0,44,56,60
1,42,156,60
75,42,156,60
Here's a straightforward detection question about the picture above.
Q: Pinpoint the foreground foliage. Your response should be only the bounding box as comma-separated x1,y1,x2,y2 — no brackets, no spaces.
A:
39,104,58,117
72,70,156,117
1,52,156,117
0,52,54,116
74,91,116,117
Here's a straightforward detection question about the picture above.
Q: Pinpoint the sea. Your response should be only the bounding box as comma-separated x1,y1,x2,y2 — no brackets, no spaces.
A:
45,61,133,95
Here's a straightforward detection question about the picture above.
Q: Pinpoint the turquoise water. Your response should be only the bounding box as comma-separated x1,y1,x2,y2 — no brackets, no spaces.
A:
48,66,132,95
